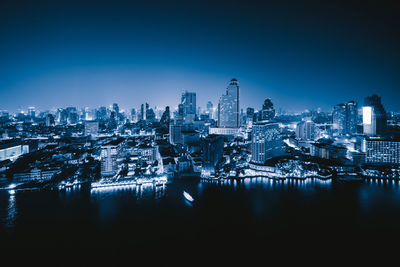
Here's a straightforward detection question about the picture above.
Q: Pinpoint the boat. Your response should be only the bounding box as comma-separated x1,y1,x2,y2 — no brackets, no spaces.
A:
183,191,194,202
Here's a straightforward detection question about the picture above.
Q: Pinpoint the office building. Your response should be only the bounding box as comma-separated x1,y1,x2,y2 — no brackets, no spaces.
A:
365,138,400,165
218,78,239,128
259,98,275,121
169,124,183,145
296,119,316,140
181,91,196,118
332,101,358,135
101,138,124,177
251,122,283,164
363,94,387,136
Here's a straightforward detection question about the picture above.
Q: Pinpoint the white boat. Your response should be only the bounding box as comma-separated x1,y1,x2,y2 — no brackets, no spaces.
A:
183,191,194,202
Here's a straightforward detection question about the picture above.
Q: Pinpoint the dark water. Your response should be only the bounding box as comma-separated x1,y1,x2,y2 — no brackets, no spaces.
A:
1,178,400,253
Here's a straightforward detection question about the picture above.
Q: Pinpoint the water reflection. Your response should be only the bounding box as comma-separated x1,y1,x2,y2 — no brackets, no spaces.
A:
90,183,167,202
6,192,17,229
202,177,332,189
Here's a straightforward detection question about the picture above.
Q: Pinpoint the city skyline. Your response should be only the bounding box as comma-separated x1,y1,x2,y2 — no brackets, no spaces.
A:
1,0,400,112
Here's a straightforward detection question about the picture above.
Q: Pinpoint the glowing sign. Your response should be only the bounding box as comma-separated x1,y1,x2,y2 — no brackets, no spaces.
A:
363,106,372,125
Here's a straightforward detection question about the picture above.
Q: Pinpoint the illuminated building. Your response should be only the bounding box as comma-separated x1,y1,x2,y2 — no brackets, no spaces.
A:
365,138,400,165
363,94,387,136
296,119,316,140
332,101,358,135
251,122,284,164
218,78,239,128
0,139,29,161
332,104,346,134
101,138,124,177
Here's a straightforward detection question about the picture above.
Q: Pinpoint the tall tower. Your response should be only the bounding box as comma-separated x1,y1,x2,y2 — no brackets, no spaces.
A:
181,91,196,118
363,94,387,136
218,78,240,128
345,100,358,135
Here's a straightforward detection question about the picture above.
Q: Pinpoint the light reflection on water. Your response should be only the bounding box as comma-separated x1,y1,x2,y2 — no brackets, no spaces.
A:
4,177,400,231
90,183,167,202
6,192,17,229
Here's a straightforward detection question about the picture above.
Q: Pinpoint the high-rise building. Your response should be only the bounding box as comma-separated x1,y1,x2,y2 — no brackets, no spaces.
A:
296,119,316,140
332,101,358,135
218,78,239,128
259,99,275,121
202,135,224,175
346,100,358,135
112,103,119,116
160,106,170,125
251,122,283,164
181,91,196,118
363,94,387,136
332,104,346,134
365,138,400,165
169,124,183,145
131,108,137,122
146,106,156,122
28,107,36,119
101,138,124,177
140,104,145,121
45,114,55,127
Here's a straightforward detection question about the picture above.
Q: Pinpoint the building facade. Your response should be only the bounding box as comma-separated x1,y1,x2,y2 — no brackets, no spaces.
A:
365,138,400,165
251,122,283,164
218,78,239,128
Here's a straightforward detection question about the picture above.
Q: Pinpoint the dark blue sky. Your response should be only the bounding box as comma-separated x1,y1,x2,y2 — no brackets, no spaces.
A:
1,0,399,113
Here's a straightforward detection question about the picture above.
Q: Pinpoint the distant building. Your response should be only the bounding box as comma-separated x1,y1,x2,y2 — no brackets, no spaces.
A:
169,124,183,145
160,106,170,125
84,120,99,136
363,94,387,136
365,138,400,165
209,127,240,136
251,122,284,164
181,91,196,118
259,98,275,121
218,78,239,128
332,104,346,134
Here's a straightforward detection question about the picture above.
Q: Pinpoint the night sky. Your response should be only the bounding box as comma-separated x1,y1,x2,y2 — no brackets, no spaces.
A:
1,0,399,113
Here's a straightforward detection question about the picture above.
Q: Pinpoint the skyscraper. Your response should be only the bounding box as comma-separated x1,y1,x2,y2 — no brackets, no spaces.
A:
181,91,196,118
259,98,275,121
112,103,119,116
346,100,358,135
296,119,316,140
160,106,170,125
251,122,283,164
332,101,358,135
363,94,387,136
218,78,239,128
332,104,346,134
